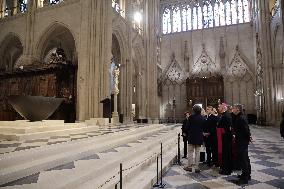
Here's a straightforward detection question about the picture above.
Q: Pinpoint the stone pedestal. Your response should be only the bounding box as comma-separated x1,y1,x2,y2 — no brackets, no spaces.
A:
111,112,119,124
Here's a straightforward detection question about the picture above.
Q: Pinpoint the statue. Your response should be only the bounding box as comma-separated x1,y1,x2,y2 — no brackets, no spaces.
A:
112,65,120,94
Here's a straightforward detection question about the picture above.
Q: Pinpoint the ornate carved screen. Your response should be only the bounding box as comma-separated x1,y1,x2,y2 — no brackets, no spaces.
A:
186,76,224,109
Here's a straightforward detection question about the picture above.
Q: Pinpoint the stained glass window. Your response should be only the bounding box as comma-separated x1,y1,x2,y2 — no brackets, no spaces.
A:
219,2,225,26
162,8,171,34
207,4,214,28
238,0,244,23
19,0,28,13
225,1,232,25
203,4,208,28
231,0,237,24
172,6,182,32
161,0,251,34
50,0,63,5
243,0,250,22
182,5,192,31
192,7,198,30
112,0,120,12
197,6,202,29
214,3,220,27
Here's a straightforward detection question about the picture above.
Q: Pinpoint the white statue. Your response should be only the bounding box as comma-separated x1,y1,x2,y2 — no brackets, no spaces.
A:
113,66,120,94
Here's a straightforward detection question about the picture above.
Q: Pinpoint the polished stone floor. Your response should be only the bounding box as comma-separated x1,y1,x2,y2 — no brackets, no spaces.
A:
152,125,284,189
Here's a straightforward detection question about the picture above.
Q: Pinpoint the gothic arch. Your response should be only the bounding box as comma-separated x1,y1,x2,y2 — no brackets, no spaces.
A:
112,29,127,64
0,32,23,71
35,22,77,64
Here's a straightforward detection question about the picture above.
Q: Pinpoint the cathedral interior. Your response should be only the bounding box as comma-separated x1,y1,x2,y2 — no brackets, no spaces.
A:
0,0,283,188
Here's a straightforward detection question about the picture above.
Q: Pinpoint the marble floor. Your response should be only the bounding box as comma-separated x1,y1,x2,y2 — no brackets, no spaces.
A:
152,125,284,189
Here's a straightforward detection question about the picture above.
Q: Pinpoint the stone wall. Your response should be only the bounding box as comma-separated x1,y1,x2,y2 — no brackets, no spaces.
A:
159,23,256,119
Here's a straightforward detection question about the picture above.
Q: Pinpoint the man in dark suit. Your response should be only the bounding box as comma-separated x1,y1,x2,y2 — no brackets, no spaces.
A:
183,105,206,173
204,106,219,167
232,104,251,185
217,103,233,175
182,111,190,158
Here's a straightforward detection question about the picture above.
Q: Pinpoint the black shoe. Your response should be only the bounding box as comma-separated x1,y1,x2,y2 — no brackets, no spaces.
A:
236,179,248,185
195,169,201,173
182,156,187,159
237,175,251,180
219,170,231,175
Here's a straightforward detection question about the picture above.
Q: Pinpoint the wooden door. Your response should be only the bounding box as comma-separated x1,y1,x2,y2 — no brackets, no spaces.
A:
186,76,224,110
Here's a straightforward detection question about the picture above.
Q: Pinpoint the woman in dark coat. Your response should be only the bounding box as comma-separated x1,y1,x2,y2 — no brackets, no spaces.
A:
183,105,206,173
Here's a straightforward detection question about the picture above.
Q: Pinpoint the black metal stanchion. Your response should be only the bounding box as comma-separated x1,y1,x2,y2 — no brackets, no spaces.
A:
173,133,181,165
177,133,181,165
153,156,159,187
159,143,165,188
120,163,122,189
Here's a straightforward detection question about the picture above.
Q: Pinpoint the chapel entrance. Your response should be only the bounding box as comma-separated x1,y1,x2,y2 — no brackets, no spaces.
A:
186,76,224,110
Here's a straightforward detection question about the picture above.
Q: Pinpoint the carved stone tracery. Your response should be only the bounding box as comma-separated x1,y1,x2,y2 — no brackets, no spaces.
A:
227,46,249,79
192,44,220,77
164,53,186,84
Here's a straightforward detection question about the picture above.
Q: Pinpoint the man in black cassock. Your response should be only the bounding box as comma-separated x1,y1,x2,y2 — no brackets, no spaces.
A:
217,103,233,175
232,104,251,185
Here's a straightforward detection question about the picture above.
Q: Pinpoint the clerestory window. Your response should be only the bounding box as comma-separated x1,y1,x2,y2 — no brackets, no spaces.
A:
161,0,251,34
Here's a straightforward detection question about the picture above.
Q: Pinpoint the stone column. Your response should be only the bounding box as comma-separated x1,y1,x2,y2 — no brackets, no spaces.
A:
14,0,38,68
144,0,160,122
119,0,133,123
255,0,275,125
76,0,112,121
0,0,4,18
12,0,17,15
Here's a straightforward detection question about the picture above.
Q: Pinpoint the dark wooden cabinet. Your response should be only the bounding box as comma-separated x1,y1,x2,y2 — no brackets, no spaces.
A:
0,63,77,122
186,76,224,109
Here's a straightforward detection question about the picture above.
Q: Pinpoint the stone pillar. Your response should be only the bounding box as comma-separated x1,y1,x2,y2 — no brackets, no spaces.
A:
0,0,4,18
12,0,17,15
119,0,133,123
76,0,112,121
14,0,38,68
144,0,160,121
255,0,275,125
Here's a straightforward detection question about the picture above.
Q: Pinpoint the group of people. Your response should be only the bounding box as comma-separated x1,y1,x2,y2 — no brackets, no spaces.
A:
181,103,252,185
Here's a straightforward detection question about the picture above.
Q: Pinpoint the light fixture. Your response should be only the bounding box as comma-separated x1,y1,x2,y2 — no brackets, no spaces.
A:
134,12,142,23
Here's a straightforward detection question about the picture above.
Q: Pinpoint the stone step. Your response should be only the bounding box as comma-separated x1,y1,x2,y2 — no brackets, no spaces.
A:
124,143,177,189
0,124,98,141
0,122,87,134
0,124,169,185
62,127,179,189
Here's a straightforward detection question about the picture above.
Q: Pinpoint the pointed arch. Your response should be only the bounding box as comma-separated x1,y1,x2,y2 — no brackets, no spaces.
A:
0,32,23,71
35,22,77,64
